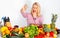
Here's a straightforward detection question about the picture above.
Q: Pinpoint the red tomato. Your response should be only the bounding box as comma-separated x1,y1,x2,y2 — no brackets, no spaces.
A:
38,34,44,38
34,33,44,38
34,35,38,38
49,31,54,37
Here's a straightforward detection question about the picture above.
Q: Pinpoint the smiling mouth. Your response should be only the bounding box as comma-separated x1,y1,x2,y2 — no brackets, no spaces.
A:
33,10,36,13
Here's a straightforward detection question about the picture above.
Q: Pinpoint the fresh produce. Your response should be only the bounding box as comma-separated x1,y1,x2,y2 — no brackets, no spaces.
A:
11,31,18,36
19,28,23,34
50,14,58,35
24,24,39,38
2,35,6,38
11,27,19,36
8,27,13,31
45,32,50,37
38,28,44,34
38,25,43,28
53,34,57,38
1,26,10,36
5,30,10,35
0,15,58,38
13,25,19,33
11,36,19,38
34,33,45,38
51,29,57,34
6,34,11,38
25,33,29,38
14,28,19,32
18,33,24,38
47,24,51,28
49,31,54,37
1,26,8,32
43,24,51,32
11,32,24,38
51,14,57,29
5,22,12,27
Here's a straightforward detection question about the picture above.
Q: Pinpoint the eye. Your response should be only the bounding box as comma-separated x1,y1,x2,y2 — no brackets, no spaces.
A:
33,7,37,9
35,7,37,9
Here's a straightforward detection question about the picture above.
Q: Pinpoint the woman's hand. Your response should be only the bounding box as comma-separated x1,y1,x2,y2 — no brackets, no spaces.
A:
21,4,27,13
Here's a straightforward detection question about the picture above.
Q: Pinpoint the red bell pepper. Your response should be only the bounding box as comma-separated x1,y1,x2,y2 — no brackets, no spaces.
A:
8,27,13,31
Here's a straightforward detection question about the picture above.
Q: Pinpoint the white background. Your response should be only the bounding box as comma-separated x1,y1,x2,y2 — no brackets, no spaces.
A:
0,0,60,28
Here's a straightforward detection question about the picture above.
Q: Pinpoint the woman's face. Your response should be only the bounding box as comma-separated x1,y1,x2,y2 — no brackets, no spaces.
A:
32,4,38,13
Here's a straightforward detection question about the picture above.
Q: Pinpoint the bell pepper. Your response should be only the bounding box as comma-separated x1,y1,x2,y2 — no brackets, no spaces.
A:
8,27,13,31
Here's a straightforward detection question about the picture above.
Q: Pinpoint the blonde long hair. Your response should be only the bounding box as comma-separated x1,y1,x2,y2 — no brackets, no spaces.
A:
31,2,41,17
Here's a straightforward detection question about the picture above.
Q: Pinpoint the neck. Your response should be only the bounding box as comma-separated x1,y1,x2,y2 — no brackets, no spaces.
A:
32,13,37,18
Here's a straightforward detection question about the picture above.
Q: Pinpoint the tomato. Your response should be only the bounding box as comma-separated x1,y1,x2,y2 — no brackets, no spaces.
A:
45,32,48,35
34,35,38,38
49,31,54,37
34,33,44,38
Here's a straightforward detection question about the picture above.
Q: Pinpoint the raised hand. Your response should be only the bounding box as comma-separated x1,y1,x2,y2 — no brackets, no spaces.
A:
21,4,28,13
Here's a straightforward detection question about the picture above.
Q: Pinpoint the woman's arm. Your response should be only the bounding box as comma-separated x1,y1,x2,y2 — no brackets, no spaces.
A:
39,16,44,25
21,4,27,13
20,4,28,18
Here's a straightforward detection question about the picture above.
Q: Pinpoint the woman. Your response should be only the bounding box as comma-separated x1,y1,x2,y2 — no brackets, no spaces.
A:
20,2,43,26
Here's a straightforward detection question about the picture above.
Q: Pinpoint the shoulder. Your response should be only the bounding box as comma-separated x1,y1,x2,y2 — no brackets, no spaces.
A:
38,15,44,19
39,15,43,18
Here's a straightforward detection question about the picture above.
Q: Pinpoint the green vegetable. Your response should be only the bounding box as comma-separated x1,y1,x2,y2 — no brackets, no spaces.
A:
11,36,19,38
6,34,11,38
11,33,24,38
24,24,39,37
18,33,24,38
51,14,57,29
43,24,51,32
2,35,6,38
2,34,11,38
43,28,51,32
11,31,18,36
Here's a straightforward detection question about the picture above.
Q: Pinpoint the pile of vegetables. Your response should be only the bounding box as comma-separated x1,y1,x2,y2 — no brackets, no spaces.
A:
43,14,58,38
0,14,58,38
0,24,58,38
